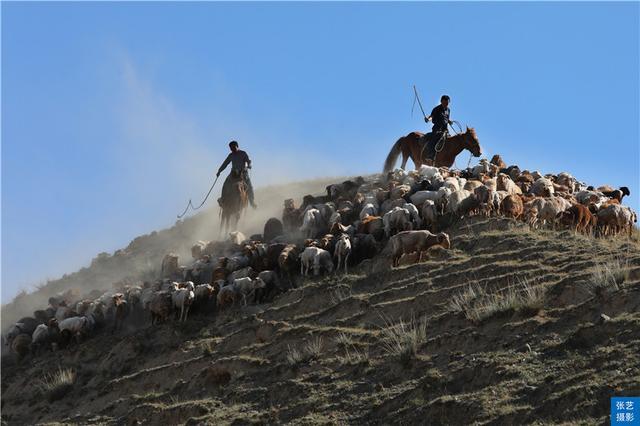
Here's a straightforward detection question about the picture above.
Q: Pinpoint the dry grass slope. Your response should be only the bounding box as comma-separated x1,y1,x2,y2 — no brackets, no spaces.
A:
2,216,639,425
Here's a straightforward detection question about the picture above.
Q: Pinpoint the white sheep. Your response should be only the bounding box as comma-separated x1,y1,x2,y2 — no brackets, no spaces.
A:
421,200,438,231
58,316,90,341
313,248,334,276
417,165,441,180
300,246,321,276
334,234,352,274
530,177,555,197
231,277,266,305
229,231,246,245
471,158,490,178
446,189,472,215
301,208,323,239
172,281,195,322
402,203,422,230
383,206,412,237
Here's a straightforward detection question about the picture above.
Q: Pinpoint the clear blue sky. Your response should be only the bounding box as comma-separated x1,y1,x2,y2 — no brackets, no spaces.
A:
2,2,638,302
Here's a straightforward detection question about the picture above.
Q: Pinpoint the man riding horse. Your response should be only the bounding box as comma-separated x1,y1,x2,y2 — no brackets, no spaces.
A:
423,94,453,161
216,140,257,209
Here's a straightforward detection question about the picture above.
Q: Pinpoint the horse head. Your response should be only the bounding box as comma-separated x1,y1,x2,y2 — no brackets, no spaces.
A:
465,127,482,157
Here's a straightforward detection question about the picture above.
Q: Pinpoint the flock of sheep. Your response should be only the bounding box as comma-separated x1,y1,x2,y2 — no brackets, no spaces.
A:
3,154,636,360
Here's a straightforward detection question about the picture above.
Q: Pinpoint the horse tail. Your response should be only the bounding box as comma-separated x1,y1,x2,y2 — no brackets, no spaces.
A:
383,137,404,173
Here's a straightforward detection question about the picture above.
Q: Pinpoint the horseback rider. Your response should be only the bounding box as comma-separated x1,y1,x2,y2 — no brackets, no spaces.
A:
423,95,453,161
216,140,257,209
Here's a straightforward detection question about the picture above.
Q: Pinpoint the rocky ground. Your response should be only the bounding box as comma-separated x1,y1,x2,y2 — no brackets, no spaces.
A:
2,216,639,425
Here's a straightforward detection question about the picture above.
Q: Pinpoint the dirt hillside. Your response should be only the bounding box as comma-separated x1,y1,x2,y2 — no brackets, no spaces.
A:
2,212,639,424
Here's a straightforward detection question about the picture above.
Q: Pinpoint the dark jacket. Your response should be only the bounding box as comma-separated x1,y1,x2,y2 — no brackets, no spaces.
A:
431,104,450,133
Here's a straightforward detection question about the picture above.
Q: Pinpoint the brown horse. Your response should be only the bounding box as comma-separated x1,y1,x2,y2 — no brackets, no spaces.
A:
220,176,249,235
383,127,482,172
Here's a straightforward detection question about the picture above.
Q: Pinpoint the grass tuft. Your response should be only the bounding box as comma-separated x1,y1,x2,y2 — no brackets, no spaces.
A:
379,314,427,366
587,257,631,296
286,336,324,367
40,367,76,402
450,278,545,322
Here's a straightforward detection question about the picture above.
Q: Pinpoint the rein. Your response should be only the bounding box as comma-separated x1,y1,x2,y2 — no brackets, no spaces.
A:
178,175,220,219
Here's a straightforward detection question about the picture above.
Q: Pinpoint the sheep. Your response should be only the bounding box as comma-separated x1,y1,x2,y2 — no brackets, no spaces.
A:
443,177,462,192
58,316,90,343
390,184,412,200
301,208,324,239
421,200,439,231
191,241,207,260
254,270,284,303
599,186,631,203
500,194,524,219
557,204,595,234
446,189,472,215
530,177,555,197
334,234,352,273
215,283,237,310
300,246,321,276
402,203,422,230
490,154,507,169
109,294,129,333
161,253,181,280
359,203,378,220
228,266,254,285
471,159,490,178
497,173,522,196
358,215,384,240
230,277,266,306
149,291,173,325
172,282,195,322
313,248,334,276
383,206,412,237
278,244,300,287
263,217,284,242
463,179,483,192
11,334,32,360
6,319,40,345
31,319,59,355
417,165,442,180
389,231,451,267
229,231,247,245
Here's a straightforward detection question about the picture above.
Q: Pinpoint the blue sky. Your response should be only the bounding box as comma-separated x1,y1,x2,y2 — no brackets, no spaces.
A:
2,2,639,302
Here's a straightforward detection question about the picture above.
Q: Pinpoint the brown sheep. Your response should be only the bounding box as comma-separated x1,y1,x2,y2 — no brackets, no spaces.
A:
278,244,300,287
11,333,32,361
389,230,451,267
112,294,129,333
358,216,384,240
557,204,595,234
161,253,181,280
149,291,173,325
490,154,507,169
500,195,524,219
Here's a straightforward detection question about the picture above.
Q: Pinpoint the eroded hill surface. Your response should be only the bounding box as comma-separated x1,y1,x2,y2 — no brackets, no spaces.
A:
2,217,639,425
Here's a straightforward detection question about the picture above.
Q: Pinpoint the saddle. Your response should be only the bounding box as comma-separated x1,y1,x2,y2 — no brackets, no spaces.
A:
420,131,447,161
218,170,247,207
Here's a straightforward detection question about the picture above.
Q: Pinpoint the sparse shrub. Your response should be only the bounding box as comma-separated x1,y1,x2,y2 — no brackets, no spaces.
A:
450,278,545,322
40,367,76,402
335,332,354,347
285,345,305,366
304,336,324,360
285,336,324,366
202,341,215,357
338,343,370,366
379,315,427,366
587,257,631,296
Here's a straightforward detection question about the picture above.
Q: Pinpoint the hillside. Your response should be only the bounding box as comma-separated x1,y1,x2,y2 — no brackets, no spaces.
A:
2,214,639,425
1,176,345,333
